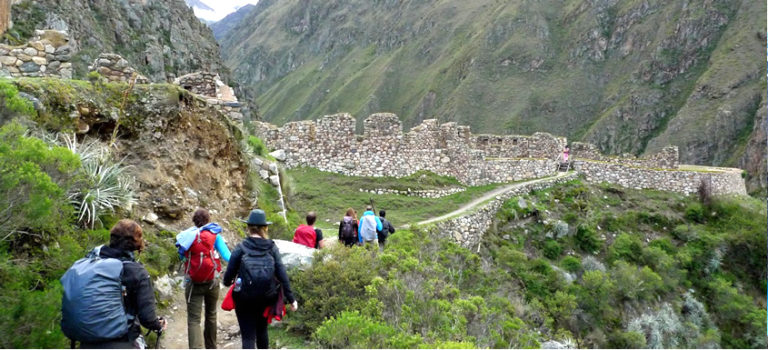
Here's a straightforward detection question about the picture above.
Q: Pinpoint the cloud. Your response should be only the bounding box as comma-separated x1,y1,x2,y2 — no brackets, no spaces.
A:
190,0,260,22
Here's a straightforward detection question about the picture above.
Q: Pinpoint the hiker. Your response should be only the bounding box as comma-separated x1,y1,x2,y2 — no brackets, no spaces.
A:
183,209,231,349
223,209,298,349
563,146,570,162
338,208,359,247
358,205,382,247
376,210,396,250
61,219,167,349
292,211,325,249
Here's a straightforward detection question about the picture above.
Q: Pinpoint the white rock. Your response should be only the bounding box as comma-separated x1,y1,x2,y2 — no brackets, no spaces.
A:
259,170,269,179
269,149,287,161
142,212,159,223
269,175,280,186
273,239,314,268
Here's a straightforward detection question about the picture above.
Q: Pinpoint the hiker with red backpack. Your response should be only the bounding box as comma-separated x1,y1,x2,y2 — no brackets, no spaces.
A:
292,211,326,249
61,219,167,349
182,209,231,349
223,209,298,349
338,208,359,247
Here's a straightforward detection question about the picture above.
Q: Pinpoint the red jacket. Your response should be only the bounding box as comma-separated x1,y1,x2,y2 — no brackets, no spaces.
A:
293,225,317,248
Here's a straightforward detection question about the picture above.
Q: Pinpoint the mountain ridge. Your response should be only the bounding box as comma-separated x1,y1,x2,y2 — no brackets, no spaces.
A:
218,0,766,193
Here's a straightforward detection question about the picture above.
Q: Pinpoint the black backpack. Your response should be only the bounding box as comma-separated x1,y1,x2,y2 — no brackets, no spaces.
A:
340,219,356,239
238,248,279,300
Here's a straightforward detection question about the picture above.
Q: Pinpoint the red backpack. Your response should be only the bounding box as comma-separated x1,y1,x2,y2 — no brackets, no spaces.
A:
293,225,317,248
184,229,222,283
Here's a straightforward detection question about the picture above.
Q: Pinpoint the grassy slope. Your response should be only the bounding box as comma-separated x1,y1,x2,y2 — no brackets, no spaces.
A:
282,167,507,230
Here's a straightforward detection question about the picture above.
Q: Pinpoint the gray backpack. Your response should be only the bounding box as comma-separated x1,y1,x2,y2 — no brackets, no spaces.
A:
61,245,132,343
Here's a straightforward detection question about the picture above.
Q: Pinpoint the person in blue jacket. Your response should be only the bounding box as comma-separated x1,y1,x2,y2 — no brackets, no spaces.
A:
358,205,382,246
185,208,231,349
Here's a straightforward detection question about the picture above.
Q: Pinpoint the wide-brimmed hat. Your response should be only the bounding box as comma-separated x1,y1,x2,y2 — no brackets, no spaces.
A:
241,209,272,226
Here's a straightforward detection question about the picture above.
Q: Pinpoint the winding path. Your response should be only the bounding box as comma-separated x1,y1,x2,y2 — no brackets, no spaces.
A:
412,171,574,227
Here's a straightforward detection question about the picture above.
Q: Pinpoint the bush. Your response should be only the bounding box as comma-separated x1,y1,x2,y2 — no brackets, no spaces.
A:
685,202,705,223
608,233,643,263
288,245,378,333
0,122,79,243
543,240,562,260
314,310,422,348
574,224,601,253
560,256,582,273
0,79,36,122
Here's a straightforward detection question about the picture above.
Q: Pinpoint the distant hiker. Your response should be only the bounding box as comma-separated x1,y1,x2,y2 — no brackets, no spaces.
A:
377,210,396,250
61,219,167,349
183,209,231,349
223,209,298,349
563,146,570,162
358,205,382,247
338,208,359,247
292,211,325,249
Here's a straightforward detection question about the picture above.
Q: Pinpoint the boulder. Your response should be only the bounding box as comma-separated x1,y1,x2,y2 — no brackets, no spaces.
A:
274,239,314,268
269,149,286,161
269,175,280,186
258,170,269,179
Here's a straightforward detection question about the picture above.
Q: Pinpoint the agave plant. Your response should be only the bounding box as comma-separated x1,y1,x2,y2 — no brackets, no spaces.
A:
49,134,137,228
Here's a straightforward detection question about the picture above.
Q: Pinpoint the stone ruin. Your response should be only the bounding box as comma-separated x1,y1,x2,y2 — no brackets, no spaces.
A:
173,71,244,123
253,113,567,186
0,30,72,79
252,112,746,196
89,53,150,84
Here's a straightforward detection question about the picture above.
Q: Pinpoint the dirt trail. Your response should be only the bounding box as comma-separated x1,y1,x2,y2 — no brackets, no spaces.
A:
413,172,573,227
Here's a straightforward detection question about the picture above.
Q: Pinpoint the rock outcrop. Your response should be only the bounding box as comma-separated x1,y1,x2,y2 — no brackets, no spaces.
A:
9,0,228,82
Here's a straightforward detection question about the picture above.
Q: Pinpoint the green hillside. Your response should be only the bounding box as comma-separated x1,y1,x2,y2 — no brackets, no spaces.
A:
220,0,766,193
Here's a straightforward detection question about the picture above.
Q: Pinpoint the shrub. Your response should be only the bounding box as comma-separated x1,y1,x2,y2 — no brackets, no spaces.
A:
288,245,378,333
608,233,643,263
574,224,601,253
685,202,705,223
313,310,420,348
560,256,582,273
543,240,562,260
0,122,79,243
55,135,136,229
0,79,36,121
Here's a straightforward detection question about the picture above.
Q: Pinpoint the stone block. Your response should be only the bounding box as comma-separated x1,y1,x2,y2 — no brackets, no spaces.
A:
0,56,17,65
47,60,61,70
23,47,38,56
44,45,55,54
30,42,45,51
31,56,47,65
16,53,32,62
19,61,40,73
269,175,281,187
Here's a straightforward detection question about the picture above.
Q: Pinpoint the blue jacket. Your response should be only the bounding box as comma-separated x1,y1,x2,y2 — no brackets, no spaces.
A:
358,211,382,242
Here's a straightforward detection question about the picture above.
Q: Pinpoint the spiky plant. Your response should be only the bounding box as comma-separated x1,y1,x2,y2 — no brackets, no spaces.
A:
48,134,136,228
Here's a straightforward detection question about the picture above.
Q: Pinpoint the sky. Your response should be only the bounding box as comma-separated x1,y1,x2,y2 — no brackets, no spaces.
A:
188,0,260,22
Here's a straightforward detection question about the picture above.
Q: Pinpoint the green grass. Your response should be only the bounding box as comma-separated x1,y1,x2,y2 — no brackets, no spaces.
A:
282,167,506,229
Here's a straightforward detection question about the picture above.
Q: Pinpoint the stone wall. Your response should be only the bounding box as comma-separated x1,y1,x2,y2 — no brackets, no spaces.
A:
174,71,237,102
432,173,579,248
253,113,562,186
0,30,72,78
89,53,150,84
571,141,679,169
574,160,747,196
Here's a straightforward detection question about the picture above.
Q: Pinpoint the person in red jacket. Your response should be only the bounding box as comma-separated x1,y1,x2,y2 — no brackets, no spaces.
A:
292,211,325,249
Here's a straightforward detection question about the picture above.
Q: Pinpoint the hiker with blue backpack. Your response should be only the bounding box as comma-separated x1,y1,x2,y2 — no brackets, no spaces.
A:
358,205,383,247
61,219,167,349
176,208,232,349
223,209,298,349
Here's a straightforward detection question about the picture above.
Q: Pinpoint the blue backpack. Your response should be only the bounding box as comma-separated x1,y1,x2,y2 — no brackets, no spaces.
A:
60,246,132,343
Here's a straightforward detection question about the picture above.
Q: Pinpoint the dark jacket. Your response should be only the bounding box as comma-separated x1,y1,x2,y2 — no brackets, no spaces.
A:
222,237,296,304
377,217,396,239
99,245,163,337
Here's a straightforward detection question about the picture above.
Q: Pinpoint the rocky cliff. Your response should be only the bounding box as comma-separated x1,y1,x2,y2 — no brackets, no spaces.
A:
7,0,228,82
220,0,766,193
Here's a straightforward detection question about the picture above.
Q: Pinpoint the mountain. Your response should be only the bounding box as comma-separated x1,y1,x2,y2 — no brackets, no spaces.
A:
9,0,228,82
185,0,261,22
210,4,259,41
220,0,766,193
